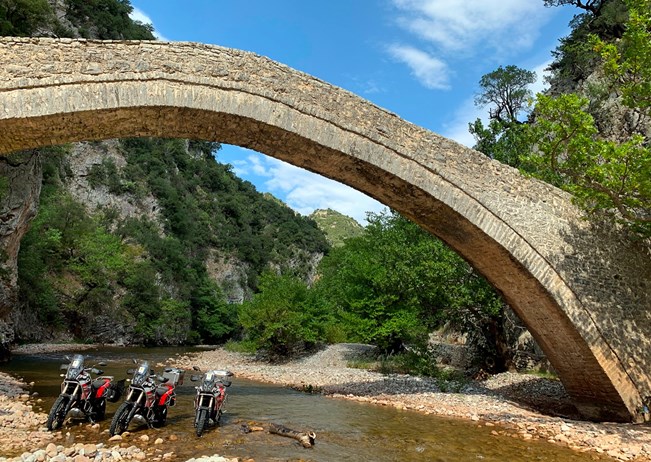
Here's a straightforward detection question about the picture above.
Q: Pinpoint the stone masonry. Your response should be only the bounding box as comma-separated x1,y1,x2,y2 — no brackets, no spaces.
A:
0,37,649,421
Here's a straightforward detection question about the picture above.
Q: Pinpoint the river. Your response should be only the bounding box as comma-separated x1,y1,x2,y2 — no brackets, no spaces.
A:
0,346,615,462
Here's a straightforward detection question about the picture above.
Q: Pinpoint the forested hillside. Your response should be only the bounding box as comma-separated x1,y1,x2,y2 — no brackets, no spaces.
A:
1,0,330,346
309,209,364,247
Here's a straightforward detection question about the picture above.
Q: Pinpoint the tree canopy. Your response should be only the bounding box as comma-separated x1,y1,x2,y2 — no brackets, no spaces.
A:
474,65,537,124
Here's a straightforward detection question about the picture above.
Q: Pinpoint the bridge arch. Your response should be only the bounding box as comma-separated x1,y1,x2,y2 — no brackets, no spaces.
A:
1,38,649,421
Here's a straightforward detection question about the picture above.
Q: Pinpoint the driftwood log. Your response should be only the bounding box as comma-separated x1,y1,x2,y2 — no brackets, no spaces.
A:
269,423,316,448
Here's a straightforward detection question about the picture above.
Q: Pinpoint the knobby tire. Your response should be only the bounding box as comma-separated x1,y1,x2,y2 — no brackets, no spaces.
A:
109,402,133,436
195,409,209,437
46,395,69,431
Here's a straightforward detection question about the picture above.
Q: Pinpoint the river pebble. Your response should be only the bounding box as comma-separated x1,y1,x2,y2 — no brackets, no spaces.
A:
3,343,651,461
173,343,651,462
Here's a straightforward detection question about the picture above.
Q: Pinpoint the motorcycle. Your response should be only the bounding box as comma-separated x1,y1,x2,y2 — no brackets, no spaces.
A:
109,360,184,436
46,354,124,430
191,366,233,436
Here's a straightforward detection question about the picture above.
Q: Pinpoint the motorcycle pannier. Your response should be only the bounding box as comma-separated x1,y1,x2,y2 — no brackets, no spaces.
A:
162,368,185,386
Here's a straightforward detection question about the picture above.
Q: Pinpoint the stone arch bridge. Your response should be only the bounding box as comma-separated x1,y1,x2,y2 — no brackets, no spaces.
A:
0,38,649,422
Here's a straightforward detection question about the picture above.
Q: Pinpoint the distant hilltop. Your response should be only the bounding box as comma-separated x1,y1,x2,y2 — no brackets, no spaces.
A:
310,208,364,247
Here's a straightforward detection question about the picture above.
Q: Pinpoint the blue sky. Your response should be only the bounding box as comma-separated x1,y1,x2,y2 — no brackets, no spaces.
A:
129,0,577,224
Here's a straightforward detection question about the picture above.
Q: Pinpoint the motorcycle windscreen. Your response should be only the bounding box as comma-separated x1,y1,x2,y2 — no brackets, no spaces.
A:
66,355,85,379
132,362,150,386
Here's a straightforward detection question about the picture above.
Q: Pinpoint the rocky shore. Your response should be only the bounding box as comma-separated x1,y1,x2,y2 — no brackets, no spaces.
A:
172,343,651,462
2,343,651,461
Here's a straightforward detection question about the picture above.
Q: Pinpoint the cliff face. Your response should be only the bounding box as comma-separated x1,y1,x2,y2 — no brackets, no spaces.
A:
0,152,42,359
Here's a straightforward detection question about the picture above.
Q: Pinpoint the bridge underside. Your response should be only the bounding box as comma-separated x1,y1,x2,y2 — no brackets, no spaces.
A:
0,38,649,422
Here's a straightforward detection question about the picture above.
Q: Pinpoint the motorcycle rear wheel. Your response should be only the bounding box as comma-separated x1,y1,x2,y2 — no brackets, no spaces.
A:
46,395,69,431
109,402,133,436
195,408,209,437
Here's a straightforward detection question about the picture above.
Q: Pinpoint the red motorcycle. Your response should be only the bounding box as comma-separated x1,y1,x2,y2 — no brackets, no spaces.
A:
47,354,124,430
109,360,184,436
191,367,233,436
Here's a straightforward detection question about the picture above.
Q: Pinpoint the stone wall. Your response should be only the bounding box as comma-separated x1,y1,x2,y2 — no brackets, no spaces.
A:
0,38,649,421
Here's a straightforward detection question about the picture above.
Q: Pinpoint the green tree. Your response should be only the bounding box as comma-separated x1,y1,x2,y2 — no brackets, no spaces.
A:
474,65,536,124
525,0,651,236
0,0,52,36
543,0,605,15
470,66,536,168
593,0,651,124
192,280,237,343
315,210,504,358
238,272,322,358
468,118,532,168
526,92,651,235
64,0,155,40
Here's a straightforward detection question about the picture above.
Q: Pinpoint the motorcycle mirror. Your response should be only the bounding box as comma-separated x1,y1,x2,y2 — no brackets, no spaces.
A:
98,362,107,367
126,368,135,375
59,364,69,370
192,366,200,371
190,375,200,381
132,359,138,364
64,355,71,361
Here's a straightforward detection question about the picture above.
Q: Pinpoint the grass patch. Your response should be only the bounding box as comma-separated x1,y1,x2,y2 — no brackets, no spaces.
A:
522,368,558,380
347,347,468,392
224,339,257,354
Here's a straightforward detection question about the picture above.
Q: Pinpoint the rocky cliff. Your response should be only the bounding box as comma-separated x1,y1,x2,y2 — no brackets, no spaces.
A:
0,152,42,358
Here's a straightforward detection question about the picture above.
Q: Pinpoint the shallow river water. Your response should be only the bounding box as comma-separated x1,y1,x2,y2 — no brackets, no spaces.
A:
1,346,614,462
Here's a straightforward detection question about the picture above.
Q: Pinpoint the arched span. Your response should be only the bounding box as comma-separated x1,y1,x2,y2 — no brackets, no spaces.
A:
1,38,649,421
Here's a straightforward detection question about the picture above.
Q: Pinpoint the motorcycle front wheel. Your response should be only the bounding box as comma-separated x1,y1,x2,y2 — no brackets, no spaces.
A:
109,402,133,436
195,408,209,437
46,395,69,431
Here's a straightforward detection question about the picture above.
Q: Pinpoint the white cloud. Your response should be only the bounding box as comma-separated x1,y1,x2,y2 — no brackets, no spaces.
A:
391,0,552,56
530,59,553,96
225,148,386,225
387,44,451,90
440,96,484,148
129,7,169,41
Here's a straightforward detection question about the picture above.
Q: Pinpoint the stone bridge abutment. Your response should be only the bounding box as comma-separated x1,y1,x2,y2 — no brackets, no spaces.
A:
0,38,649,421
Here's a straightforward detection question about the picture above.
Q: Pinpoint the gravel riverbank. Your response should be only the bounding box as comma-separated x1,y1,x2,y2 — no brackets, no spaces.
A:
171,343,651,462
2,343,650,461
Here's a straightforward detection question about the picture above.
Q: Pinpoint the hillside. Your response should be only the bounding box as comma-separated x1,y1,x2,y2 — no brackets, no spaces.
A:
1,0,331,347
310,208,364,247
